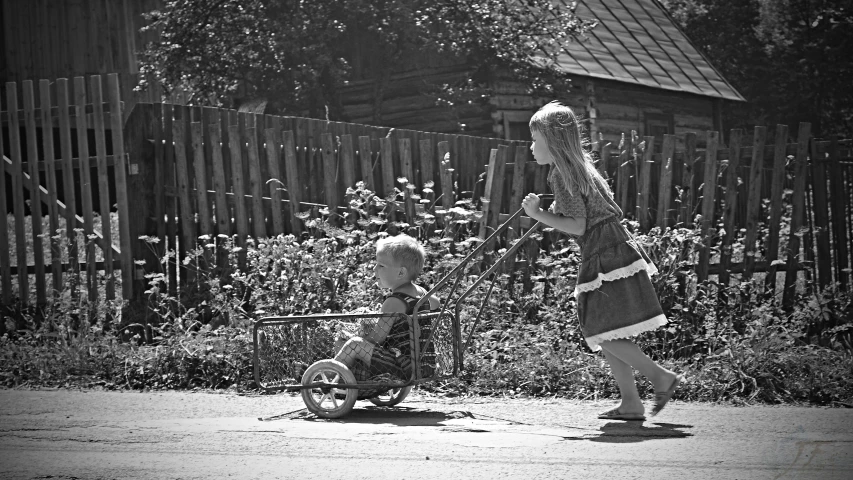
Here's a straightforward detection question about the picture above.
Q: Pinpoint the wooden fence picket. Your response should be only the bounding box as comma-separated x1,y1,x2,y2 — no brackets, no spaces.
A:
163,103,177,296
0,95,10,303
681,132,697,227
246,127,267,239
73,77,96,301
829,135,849,289
637,136,654,231
22,81,46,305
192,122,213,237
657,134,676,230
809,137,832,289
57,79,80,295
380,137,395,198
228,124,250,269
282,131,303,235
765,124,789,296
419,139,435,191
208,122,231,240
438,141,454,210
697,130,719,282
719,129,743,291
5,83,28,302
340,134,356,192
264,128,285,236
783,123,811,308
106,74,133,299
357,136,374,191
321,133,340,224
743,126,767,280
39,80,63,294
173,119,196,257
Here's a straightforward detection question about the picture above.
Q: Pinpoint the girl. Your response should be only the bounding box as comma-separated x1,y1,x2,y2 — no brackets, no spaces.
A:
521,101,683,420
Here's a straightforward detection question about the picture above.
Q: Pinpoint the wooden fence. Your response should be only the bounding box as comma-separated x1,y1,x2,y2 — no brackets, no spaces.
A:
591,127,853,307
1,74,133,308
3,74,853,311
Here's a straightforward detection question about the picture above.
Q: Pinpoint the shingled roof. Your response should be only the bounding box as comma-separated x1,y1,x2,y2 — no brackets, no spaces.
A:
551,0,745,101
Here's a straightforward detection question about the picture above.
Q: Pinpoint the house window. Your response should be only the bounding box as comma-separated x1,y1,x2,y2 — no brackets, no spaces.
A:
644,112,674,146
501,111,533,141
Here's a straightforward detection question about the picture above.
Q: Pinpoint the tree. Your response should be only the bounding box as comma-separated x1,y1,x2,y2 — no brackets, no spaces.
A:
138,0,597,121
662,0,853,137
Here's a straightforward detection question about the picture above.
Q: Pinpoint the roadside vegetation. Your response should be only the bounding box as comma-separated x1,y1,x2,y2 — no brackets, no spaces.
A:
2,181,851,406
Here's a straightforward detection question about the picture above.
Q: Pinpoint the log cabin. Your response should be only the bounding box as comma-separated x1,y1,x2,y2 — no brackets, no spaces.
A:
337,0,745,148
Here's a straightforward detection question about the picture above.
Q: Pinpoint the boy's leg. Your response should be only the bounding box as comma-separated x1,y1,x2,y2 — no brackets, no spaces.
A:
600,347,644,415
334,338,374,369
598,338,677,393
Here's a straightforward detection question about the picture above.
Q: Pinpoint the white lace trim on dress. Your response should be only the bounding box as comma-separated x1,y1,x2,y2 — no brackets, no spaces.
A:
574,258,659,296
584,314,668,352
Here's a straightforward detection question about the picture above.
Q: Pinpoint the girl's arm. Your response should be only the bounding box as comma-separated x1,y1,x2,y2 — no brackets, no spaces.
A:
522,193,586,236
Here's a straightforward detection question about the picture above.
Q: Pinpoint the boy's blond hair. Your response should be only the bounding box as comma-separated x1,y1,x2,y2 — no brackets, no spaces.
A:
376,234,426,280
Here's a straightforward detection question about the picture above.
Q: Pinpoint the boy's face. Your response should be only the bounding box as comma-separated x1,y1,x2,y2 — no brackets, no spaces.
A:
374,251,406,289
530,130,554,165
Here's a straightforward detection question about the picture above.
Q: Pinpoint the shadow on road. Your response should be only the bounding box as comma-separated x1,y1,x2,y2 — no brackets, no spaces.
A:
261,406,478,427
589,421,694,443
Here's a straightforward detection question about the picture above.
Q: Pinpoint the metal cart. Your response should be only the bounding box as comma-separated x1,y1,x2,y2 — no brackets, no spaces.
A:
253,207,542,418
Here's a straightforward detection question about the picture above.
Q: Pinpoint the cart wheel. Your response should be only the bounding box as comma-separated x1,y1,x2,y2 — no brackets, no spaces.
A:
369,385,412,407
301,359,358,419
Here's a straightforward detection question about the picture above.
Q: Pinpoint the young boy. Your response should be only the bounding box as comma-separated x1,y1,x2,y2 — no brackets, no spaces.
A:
334,234,440,378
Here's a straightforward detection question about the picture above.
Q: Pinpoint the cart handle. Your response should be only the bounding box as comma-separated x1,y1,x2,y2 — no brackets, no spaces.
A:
455,218,542,355
413,204,539,316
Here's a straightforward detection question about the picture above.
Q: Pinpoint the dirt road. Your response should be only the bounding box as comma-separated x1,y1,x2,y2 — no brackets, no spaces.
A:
0,388,851,479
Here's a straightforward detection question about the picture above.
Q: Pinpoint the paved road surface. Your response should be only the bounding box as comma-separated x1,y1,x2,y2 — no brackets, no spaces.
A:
0,389,851,479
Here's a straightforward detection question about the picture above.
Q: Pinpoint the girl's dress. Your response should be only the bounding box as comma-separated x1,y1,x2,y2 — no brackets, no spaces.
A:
548,166,667,351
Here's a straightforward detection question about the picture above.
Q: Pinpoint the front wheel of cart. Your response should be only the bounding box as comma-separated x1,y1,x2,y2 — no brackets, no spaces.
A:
369,385,412,407
301,359,358,419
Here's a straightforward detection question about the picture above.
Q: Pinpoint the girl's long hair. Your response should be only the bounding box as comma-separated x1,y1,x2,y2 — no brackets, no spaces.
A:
528,101,609,197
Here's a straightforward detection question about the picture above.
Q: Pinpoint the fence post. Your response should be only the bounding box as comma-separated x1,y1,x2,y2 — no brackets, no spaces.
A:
657,134,676,230
696,130,719,283
783,123,811,309
765,124,789,297
106,75,134,300
636,136,654,231
124,103,162,304
718,129,743,292
743,126,767,281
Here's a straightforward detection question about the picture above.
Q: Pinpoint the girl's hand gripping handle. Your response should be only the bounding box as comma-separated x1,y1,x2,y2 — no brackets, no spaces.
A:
522,193,542,218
